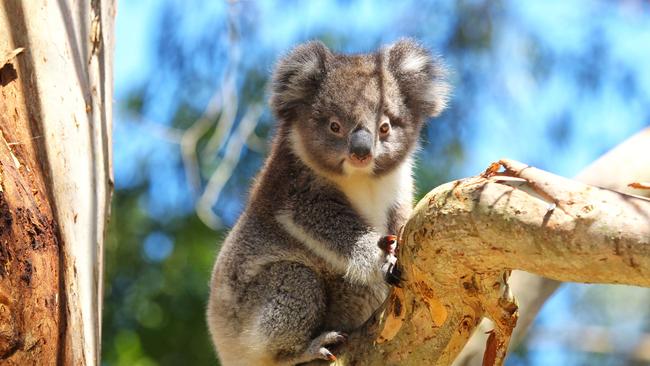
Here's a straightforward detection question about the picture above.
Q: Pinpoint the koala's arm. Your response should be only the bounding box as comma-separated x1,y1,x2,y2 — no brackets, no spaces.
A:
388,202,412,235
277,187,386,285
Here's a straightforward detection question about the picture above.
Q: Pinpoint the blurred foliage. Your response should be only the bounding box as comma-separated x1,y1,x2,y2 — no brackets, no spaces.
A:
104,185,222,365
105,1,650,365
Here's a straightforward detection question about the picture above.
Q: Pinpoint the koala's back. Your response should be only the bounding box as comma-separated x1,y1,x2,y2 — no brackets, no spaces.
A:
208,213,314,365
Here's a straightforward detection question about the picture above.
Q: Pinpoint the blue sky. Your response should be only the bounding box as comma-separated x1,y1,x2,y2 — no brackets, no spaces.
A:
115,0,650,183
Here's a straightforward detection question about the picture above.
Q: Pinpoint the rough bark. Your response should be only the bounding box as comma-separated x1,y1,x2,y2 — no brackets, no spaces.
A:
453,127,650,366
337,158,650,366
0,1,114,365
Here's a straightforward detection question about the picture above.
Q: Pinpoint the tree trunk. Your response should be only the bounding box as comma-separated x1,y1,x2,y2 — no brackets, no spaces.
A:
337,155,650,365
0,1,114,364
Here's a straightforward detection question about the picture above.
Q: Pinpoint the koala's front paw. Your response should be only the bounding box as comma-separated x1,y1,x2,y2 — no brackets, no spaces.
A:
307,331,348,361
378,235,402,287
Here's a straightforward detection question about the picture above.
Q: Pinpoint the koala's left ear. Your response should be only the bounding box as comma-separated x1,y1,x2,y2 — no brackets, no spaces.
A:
385,39,450,118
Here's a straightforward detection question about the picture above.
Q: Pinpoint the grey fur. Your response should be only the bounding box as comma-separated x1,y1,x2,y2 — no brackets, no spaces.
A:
207,39,449,366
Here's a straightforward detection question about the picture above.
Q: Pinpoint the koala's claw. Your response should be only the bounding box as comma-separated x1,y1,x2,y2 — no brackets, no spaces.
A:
308,331,348,362
379,235,402,287
321,331,348,345
385,264,402,286
319,348,337,361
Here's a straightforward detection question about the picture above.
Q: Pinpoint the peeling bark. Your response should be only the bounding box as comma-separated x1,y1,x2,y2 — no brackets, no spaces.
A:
338,158,650,366
0,100,61,364
0,1,114,364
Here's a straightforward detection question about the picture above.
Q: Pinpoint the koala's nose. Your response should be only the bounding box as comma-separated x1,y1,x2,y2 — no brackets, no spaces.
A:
349,128,373,159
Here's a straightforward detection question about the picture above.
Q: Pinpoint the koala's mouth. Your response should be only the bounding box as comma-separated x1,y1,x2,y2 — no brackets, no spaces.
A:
347,154,373,169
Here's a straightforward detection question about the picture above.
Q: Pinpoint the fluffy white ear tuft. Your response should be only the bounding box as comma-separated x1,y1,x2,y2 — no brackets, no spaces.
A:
270,41,332,121
385,38,450,118
399,52,430,73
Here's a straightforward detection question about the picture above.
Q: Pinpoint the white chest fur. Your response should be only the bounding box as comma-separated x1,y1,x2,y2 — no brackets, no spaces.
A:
333,161,413,234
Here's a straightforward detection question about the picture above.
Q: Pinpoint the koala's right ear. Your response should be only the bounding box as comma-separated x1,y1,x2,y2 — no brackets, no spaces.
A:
270,41,332,121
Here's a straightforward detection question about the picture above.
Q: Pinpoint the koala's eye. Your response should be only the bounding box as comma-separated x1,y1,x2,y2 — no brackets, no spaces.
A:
330,120,341,134
379,121,391,136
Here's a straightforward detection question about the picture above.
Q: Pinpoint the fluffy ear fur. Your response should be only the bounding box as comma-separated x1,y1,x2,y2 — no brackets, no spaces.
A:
385,38,450,118
270,41,332,121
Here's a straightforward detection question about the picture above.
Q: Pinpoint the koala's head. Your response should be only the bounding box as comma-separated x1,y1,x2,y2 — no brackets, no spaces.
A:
270,39,449,178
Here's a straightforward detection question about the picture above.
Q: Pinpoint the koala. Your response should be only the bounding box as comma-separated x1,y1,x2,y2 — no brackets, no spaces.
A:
207,39,449,366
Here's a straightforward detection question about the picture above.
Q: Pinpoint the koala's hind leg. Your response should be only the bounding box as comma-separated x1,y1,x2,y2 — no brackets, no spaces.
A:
251,261,348,365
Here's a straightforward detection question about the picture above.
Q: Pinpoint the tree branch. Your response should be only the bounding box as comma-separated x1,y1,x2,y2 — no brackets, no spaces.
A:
340,158,650,366
454,127,650,366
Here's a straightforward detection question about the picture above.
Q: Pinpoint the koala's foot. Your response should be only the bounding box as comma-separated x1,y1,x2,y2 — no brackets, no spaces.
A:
378,235,402,286
305,331,348,361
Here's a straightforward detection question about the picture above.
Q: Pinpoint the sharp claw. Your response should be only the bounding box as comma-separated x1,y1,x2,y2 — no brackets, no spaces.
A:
321,348,337,361
331,332,348,345
386,272,402,286
323,331,348,346
385,262,403,287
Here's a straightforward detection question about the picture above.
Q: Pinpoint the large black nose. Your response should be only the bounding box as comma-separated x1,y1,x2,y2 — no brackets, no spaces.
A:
349,128,373,158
